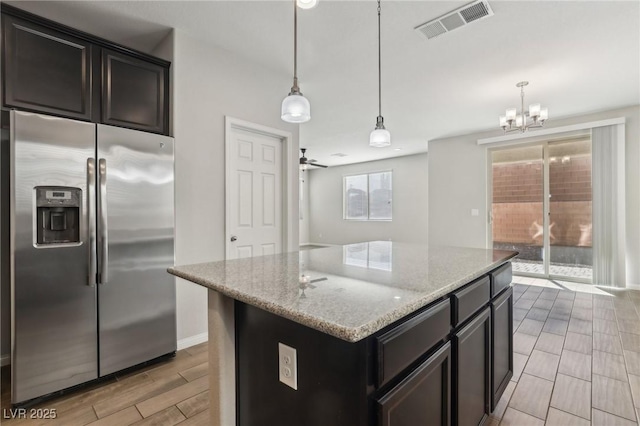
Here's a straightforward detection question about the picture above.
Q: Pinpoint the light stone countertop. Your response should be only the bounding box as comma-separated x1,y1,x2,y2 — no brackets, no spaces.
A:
168,242,517,342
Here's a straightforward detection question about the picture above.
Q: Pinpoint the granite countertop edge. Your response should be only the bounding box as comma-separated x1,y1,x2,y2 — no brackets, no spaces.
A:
168,253,515,343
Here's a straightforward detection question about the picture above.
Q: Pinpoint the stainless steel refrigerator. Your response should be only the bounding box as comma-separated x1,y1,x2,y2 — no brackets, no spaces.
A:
9,110,176,405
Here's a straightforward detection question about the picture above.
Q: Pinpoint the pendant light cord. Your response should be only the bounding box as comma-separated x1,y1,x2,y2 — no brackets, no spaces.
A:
377,0,382,118
293,0,298,90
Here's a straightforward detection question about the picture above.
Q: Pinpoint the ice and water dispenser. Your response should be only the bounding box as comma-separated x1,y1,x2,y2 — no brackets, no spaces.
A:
35,186,81,245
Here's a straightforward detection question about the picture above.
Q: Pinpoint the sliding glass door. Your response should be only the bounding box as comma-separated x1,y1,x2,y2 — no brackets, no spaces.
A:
492,146,545,275
491,138,593,283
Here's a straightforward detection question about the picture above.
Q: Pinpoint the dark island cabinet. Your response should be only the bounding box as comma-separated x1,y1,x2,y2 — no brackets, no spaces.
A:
102,49,167,134
1,5,170,135
376,343,451,426
490,287,513,410
2,14,94,121
235,262,514,426
453,307,491,426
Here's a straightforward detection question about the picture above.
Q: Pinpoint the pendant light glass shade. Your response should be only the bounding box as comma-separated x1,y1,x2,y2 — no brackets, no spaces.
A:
282,0,311,124
370,116,390,147
282,93,311,123
370,128,391,147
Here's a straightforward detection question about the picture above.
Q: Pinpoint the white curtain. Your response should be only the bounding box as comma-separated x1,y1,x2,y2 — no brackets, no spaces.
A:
592,124,626,287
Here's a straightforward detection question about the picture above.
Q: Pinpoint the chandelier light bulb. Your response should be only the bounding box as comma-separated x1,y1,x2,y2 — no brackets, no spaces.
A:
540,108,548,121
529,103,541,118
499,116,507,127
515,115,523,127
505,108,516,121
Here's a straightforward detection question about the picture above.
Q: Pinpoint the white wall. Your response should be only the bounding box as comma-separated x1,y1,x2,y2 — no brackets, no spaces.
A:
429,105,640,287
308,153,428,245
156,30,300,346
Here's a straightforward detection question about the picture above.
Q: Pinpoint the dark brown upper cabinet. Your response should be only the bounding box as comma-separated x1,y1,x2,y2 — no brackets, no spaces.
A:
102,50,167,134
2,14,93,121
1,5,170,135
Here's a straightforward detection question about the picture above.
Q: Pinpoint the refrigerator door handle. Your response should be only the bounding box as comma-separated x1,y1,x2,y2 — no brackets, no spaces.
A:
98,158,108,284
87,158,97,286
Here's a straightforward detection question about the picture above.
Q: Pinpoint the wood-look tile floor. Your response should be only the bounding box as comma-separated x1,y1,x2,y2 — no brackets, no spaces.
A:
491,276,640,426
4,278,640,426
0,342,210,426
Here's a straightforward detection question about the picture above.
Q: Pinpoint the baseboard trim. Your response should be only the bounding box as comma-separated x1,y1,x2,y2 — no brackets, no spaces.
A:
177,332,208,351
627,284,640,291
1,354,10,367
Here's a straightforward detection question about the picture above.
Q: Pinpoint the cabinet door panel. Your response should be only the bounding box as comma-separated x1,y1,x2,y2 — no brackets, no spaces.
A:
3,14,92,120
376,299,450,388
491,287,513,410
376,343,451,426
454,307,491,426
102,49,167,134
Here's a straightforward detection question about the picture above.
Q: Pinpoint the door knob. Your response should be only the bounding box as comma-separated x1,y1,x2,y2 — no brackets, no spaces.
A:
230,236,237,242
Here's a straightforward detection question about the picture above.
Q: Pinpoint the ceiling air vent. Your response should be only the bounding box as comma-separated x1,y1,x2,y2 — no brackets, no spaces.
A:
418,21,447,39
415,0,493,40
460,1,491,23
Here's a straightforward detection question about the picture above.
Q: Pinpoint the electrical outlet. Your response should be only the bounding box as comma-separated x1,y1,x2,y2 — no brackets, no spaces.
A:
278,343,298,390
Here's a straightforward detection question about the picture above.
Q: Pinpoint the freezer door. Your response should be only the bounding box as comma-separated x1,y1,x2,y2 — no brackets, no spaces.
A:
11,111,98,404
97,124,176,376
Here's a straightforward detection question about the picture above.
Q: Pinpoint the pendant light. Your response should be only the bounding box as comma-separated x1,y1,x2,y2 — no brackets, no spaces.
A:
369,0,390,147
281,0,311,123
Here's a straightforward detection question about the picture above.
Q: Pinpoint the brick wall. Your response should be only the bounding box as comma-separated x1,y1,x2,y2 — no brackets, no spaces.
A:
550,156,592,202
492,156,592,247
493,161,543,203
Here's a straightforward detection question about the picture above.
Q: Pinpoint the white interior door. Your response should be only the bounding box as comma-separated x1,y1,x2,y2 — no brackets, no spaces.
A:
227,127,283,259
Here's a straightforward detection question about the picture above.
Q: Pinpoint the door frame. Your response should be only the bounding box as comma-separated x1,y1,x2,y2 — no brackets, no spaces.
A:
224,116,295,259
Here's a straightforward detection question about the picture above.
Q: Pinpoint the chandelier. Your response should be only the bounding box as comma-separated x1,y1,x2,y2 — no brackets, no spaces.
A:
499,81,548,133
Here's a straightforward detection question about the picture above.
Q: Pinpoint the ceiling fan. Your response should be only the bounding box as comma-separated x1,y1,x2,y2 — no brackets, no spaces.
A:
299,148,327,169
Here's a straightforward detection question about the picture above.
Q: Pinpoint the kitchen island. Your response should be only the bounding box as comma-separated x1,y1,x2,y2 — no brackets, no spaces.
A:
169,242,517,426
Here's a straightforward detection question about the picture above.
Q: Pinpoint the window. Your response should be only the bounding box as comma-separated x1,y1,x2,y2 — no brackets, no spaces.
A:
344,171,392,220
